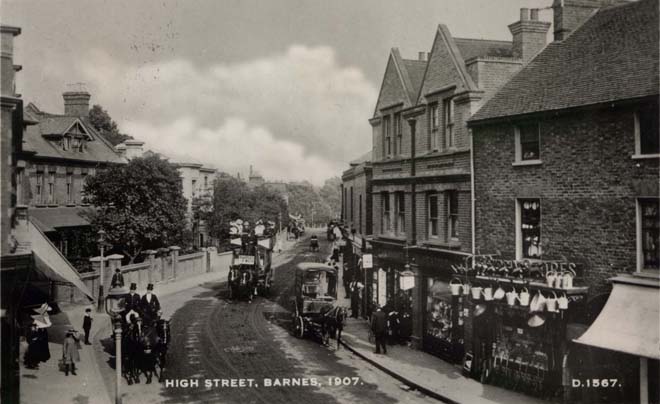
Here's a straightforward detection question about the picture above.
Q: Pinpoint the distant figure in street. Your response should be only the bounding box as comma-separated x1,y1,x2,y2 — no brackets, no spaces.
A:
349,278,363,318
111,268,125,288
343,265,352,298
62,329,80,376
141,283,161,325
82,308,93,345
370,306,388,354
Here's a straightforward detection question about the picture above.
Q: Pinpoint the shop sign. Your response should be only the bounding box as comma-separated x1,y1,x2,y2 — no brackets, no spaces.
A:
236,255,255,265
362,254,373,269
377,268,387,307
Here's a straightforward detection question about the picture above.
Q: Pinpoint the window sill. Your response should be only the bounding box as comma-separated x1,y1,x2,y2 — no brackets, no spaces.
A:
631,154,660,160
512,159,543,167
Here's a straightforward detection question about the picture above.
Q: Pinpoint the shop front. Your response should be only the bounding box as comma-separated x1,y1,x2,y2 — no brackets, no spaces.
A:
460,255,589,400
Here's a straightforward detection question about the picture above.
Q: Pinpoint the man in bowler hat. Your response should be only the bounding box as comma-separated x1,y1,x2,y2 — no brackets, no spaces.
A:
140,283,161,324
370,306,388,354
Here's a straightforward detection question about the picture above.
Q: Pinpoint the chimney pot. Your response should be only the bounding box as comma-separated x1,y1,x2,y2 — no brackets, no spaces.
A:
520,8,530,21
530,9,539,21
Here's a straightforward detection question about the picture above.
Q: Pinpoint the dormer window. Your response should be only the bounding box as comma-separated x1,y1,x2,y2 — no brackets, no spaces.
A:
71,137,80,150
63,136,71,151
78,138,86,152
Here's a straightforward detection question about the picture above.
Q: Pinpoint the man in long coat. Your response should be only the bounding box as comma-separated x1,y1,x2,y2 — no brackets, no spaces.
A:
370,306,388,354
124,283,142,318
140,283,161,324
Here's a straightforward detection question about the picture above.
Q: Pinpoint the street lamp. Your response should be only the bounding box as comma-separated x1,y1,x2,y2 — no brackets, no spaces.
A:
105,286,127,404
97,229,108,313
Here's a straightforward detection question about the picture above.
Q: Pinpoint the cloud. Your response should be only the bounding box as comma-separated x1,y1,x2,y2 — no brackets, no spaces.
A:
71,45,377,184
123,117,340,185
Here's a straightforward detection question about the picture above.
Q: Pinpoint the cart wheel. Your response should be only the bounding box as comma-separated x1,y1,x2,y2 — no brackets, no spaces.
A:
294,316,304,338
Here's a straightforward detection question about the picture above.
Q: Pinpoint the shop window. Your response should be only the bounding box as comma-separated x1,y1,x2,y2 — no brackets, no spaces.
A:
428,193,439,238
517,199,542,259
446,190,459,240
444,98,454,149
515,123,540,162
426,278,455,344
395,192,405,236
381,192,391,234
638,198,659,272
635,103,659,156
429,103,439,151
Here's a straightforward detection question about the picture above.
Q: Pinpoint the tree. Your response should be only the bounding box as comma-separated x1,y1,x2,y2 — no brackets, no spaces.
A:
83,155,188,263
201,175,288,244
319,177,341,219
87,104,133,146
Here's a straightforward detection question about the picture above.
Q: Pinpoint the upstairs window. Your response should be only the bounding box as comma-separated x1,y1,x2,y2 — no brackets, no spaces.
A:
428,193,439,238
66,173,73,204
394,112,402,155
515,123,540,162
444,98,454,149
383,115,392,157
381,192,391,233
36,172,44,203
635,104,659,156
429,103,439,150
395,192,405,235
446,190,459,240
192,179,197,198
638,198,659,272
47,172,55,204
63,136,70,151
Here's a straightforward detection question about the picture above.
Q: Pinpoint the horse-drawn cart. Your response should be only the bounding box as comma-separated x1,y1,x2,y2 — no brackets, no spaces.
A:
291,263,345,345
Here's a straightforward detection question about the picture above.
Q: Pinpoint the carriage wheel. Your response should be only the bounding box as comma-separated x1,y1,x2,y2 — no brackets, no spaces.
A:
294,316,304,338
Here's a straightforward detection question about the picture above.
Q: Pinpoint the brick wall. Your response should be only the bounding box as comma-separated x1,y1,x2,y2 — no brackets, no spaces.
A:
468,58,522,106
23,161,102,207
342,166,373,237
473,103,659,293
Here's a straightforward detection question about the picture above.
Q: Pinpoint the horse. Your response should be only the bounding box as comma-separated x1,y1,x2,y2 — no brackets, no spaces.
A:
122,319,143,385
139,318,170,384
320,307,347,349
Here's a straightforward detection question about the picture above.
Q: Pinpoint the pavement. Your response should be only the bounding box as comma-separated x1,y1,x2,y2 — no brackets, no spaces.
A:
20,233,299,404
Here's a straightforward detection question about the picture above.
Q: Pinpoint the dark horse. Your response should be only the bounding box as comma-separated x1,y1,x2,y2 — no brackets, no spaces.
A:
122,318,171,384
122,319,143,385
320,306,347,349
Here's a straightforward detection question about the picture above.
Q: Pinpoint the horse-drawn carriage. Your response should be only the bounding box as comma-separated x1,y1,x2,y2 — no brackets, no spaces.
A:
120,312,171,385
227,219,275,301
291,263,345,346
309,235,320,252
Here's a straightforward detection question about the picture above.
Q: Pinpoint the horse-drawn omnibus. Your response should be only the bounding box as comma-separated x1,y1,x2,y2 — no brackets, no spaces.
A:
227,219,276,301
291,262,345,346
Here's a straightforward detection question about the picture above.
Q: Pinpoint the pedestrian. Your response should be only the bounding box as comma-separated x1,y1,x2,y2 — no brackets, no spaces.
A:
387,309,400,344
349,278,363,318
343,265,352,298
140,283,161,325
125,283,141,317
61,329,80,376
24,322,39,369
82,308,93,345
111,268,125,288
370,306,388,354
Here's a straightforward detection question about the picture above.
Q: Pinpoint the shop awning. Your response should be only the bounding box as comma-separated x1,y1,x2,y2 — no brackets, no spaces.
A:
29,219,94,300
574,276,660,360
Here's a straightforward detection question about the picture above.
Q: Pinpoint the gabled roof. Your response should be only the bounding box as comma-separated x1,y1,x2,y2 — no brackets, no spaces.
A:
417,25,479,103
454,38,513,61
23,104,126,164
372,48,427,117
470,0,659,124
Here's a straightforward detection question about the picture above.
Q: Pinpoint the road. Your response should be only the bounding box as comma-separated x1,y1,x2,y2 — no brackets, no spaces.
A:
96,231,438,404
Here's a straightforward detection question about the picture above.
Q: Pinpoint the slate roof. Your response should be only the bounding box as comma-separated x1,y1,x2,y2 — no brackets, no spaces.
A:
402,59,427,101
22,106,126,164
454,38,514,61
349,150,372,165
470,0,659,123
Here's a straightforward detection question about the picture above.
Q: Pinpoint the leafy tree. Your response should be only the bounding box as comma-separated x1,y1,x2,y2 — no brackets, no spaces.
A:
83,155,188,263
88,104,133,146
319,177,341,219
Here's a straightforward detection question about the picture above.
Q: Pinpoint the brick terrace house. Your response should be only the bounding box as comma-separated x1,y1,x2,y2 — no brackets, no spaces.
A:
367,9,549,361
468,0,658,401
19,91,127,270
341,150,372,237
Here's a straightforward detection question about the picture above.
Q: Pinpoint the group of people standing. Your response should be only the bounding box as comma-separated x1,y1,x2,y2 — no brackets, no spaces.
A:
111,268,162,325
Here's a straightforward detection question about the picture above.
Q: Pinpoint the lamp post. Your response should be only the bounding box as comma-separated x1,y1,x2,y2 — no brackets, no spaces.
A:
96,230,108,313
105,286,127,404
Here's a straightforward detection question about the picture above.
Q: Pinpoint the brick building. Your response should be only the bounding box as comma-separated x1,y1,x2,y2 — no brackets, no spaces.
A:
468,0,658,401
18,91,127,270
173,161,216,248
341,151,372,237
367,10,547,360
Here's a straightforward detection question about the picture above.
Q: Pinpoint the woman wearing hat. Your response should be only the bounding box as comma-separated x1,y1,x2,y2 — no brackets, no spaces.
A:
62,329,80,376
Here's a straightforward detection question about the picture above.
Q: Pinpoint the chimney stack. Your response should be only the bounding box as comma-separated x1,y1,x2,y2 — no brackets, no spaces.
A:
1,25,21,98
63,90,91,117
552,0,626,42
418,52,427,61
508,8,551,64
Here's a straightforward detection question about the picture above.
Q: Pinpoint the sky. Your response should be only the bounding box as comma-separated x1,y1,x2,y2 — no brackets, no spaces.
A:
2,0,551,185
